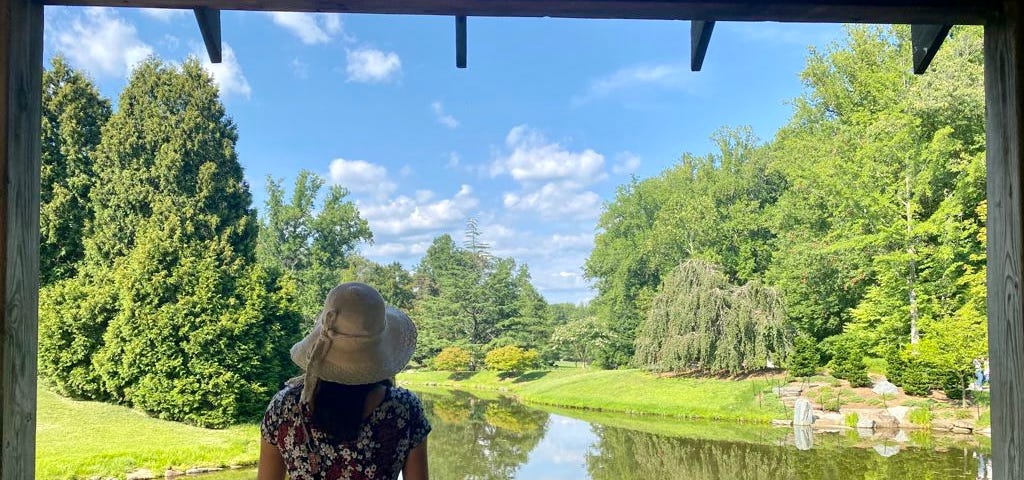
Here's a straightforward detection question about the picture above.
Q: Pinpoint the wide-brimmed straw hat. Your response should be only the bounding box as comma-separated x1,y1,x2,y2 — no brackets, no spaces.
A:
290,282,417,404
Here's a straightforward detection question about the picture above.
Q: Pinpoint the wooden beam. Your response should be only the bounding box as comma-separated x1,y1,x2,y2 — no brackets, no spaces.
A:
0,0,42,476
986,1,1024,479
691,20,715,71
456,15,466,68
912,24,952,74
41,0,999,25
193,7,222,64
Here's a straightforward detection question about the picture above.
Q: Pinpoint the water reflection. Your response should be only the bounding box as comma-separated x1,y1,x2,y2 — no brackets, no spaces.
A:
417,390,991,480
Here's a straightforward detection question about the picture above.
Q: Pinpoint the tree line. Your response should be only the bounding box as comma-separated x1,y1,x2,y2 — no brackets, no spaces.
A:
36,56,581,427
585,26,987,398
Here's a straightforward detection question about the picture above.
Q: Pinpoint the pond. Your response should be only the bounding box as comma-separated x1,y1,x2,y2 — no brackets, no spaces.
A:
205,388,993,480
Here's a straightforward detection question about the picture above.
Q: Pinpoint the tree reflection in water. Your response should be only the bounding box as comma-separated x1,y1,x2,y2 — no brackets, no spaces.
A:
420,391,549,480
416,390,987,480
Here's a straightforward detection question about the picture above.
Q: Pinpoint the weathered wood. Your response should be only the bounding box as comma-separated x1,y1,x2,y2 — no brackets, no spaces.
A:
193,7,222,64
691,20,715,71
42,0,999,24
911,24,952,74
0,0,42,477
985,1,1024,479
456,15,466,69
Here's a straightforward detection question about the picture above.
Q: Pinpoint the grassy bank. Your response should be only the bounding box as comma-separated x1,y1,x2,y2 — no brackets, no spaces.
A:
398,368,788,423
37,388,258,479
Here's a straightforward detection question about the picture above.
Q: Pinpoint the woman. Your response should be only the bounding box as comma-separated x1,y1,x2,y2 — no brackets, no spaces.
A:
258,282,430,480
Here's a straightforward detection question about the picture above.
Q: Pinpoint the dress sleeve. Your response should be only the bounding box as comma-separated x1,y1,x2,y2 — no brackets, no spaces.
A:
261,389,287,446
407,392,432,448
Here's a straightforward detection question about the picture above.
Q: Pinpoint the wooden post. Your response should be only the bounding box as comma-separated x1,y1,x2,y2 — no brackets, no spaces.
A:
0,0,42,478
986,1,1024,478
456,15,467,69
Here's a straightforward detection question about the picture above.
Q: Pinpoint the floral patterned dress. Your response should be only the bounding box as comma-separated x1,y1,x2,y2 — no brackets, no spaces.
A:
261,384,431,480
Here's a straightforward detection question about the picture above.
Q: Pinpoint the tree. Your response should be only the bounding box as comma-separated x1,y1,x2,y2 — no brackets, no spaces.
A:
257,170,373,322
484,346,540,374
634,259,790,374
40,57,111,284
433,346,473,371
549,316,611,367
787,334,820,378
39,58,301,427
340,256,415,310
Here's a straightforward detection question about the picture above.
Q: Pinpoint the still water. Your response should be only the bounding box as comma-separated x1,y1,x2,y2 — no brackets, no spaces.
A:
208,389,992,480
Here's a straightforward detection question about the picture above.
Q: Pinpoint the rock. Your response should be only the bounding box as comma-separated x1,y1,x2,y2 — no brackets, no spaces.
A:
871,413,900,430
185,468,224,475
980,427,993,437
794,425,814,451
774,386,803,397
952,421,974,434
813,411,845,428
932,419,954,432
126,470,156,480
794,398,814,426
164,470,184,478
856,418,875,430
872,380,899,396
856,427,874,439
886,406,912,426
772,419,792,427
873,443,901,457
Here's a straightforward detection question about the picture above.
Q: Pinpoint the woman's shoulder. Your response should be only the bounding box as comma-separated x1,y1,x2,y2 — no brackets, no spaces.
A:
386,386,425,409
267,383,303,412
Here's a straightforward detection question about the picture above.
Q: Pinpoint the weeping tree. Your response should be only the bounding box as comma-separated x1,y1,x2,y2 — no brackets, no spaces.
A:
634,259,790,374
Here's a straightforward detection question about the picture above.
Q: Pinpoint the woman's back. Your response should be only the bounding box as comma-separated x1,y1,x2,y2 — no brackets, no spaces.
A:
261,383,431,480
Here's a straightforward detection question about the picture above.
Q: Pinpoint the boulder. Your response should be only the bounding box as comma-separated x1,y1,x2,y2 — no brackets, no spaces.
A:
794,425,814,451
871,413,900,430
886,406,912,426
773,386,803,398
856,418,875,430
772,419,792,427
952,421,974,434
794,398,814,426
814,411,845,428
126,470,155,480
185,468,224,475
980,427,993,437
164,470,184,478
873,444,901,458
894,430,910,443
872,380,899,396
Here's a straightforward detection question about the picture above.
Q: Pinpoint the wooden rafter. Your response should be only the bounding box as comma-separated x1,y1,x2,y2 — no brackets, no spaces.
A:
456,15,466,68
42,0,998,25
911,24,952,74
691,20,715,71
193,7,222,64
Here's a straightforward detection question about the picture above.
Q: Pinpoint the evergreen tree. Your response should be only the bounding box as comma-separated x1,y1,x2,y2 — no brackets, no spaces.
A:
40,58,301,427
340,255,415,310
40,57,111,284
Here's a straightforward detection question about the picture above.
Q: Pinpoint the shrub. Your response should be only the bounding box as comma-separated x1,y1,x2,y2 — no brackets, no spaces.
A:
899,359,934,397
828,341,871,388
787,334,820,378
908,407,933,426
844,412,859,428
939,371,972,401
433,347,473,371
485,346,541,374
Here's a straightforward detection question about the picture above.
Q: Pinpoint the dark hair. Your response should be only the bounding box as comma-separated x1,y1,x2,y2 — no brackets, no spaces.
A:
311,379,392,442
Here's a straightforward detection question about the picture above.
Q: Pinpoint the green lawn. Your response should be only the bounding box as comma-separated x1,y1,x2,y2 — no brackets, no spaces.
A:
398,368,788,422
37,388,258,479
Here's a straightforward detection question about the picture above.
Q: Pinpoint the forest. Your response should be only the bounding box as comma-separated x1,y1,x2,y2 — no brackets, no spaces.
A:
36,24,988,429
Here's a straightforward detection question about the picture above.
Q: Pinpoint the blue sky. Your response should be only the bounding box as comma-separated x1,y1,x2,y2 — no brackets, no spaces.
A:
42,7,844,303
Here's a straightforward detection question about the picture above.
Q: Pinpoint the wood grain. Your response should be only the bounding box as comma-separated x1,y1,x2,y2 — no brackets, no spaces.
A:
986,2,1024,479
0,0,42,478
41,0,1000,24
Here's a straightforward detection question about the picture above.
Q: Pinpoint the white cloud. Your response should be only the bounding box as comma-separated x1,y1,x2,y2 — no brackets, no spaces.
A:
328,158,397,199
52,7,153,78
491,125,605,185
200,42,251,99
612,152,642,175
431,101,459,129
360,185,479,236
545,233,594,251
446,152,461,169
268,12,344,44
139,8,189,22
346,48,402,83
291,58,309,79
503,182,602,220
572,63,694,105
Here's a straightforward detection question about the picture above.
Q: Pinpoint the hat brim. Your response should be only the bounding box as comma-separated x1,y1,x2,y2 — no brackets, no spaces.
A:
290,306,417,385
